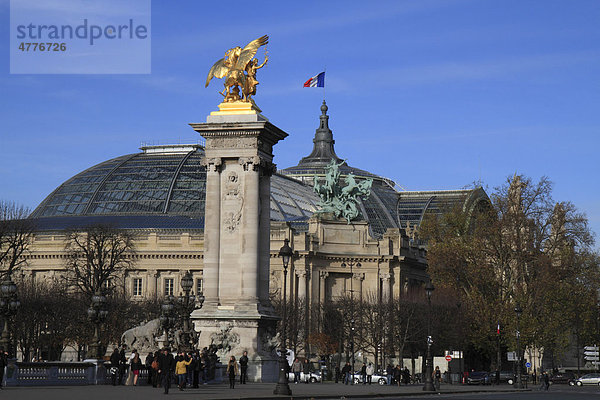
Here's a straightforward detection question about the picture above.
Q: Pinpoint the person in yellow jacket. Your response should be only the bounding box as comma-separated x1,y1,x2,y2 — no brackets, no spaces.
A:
175,353,192,391
226,356,239,389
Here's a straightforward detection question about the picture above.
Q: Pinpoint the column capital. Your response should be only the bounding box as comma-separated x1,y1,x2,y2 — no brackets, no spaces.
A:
379,271,391,281
201,157,222,172
319,271,329,279
352,272,365,281
295,269,308,279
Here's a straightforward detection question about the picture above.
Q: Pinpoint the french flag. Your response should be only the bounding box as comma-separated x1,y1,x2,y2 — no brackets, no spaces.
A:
303,71,325,87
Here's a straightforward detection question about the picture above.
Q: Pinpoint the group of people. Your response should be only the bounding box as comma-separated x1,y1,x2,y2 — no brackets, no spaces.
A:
290,358,314,384
109,345,222,394
225,351,249,389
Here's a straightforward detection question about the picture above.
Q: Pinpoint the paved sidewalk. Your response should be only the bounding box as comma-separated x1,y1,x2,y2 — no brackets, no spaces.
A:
1,382,530,400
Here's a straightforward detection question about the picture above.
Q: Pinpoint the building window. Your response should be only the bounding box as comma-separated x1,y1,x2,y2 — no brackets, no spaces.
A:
133,278,143,297
164,278,174,296
196,278,203,295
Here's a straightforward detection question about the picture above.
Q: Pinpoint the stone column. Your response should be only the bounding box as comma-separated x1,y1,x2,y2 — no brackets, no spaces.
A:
379,271,391,302
202,157,221,306
240,156,260,303
148,270,158,299
353,273,364,302
319,271,329,303
295,269,307,299
258,162,275,307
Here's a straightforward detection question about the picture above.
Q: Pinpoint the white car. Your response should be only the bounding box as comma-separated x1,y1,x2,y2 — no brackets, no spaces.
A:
288,371,322,383
352,372,388,385
575,373,600,386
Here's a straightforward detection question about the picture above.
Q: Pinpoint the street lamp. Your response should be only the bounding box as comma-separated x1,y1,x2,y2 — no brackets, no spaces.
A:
176,271,204,352
423,281,436,392
514,304,523,389
0,277,20,354
341,260,361,384
274,238,293,395
87,290,108,359
160,295,177,348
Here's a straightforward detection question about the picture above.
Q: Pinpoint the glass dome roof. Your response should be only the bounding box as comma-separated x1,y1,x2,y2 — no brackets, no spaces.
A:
31,144,319,228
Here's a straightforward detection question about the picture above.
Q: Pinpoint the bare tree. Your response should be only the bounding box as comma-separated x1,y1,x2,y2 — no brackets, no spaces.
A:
63,224,136,297
0,200,33,278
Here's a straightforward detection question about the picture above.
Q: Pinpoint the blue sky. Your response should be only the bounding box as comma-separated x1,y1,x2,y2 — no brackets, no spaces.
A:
1,0,599,246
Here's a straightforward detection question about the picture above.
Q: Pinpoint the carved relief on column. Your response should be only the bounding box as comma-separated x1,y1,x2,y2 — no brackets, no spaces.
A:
379,271,391,301
222,170,243,234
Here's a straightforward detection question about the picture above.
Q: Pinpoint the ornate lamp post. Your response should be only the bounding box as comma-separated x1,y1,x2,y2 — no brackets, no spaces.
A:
514,304,523,389
341,260,361,384
160,295,177,348
177,271,204,352
0,277,20,354
274,238,293,395
423,281,435,392
87,291,108,359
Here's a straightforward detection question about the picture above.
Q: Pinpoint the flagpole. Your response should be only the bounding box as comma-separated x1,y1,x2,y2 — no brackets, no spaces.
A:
323,67,326,102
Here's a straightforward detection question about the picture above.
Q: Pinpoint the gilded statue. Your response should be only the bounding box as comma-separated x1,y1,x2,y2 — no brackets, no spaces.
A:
205,35,269,103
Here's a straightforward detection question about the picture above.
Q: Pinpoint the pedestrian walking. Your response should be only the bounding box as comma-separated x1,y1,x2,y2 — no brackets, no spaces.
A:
0,348,7,390
366,363,374,385
175,352,192,391
539,371,550,391
118,345,127,385
291,358,302,384
303,359,312,383
110,348,120,386
158,348,175,394
144,352,154,386
239,351,249,384
342,362,351,385
385,364,393,385
360,364,367,384
394,365,402,387
130,351,142,386
433,366,441,390
227,356,238,389
403,367,411,385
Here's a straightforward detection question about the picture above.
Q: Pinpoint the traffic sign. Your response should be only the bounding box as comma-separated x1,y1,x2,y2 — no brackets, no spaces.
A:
445,355,452,362
584,346,599,351
585,356,600,361
525,362,531,368
584,350,599,356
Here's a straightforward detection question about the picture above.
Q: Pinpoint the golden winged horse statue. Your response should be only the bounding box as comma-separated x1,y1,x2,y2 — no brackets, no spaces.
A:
205,35,269,103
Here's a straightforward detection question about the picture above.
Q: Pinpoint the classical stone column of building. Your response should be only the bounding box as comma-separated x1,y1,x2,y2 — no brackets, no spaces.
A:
189,104,288,383
379,271,391,302
148,270,158,299
319,271,328,303
295,269,307,299
353,272,365,302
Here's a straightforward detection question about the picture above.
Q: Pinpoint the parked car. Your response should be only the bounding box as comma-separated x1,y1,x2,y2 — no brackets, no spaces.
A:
352,372,388,385
575,373,600,386
467,371,491,385
287,371,322,383
550,371,576,385
498,371,516,384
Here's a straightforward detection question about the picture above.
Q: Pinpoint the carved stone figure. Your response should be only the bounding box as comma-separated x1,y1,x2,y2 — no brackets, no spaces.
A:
120,319,161,352
210,322,240,358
